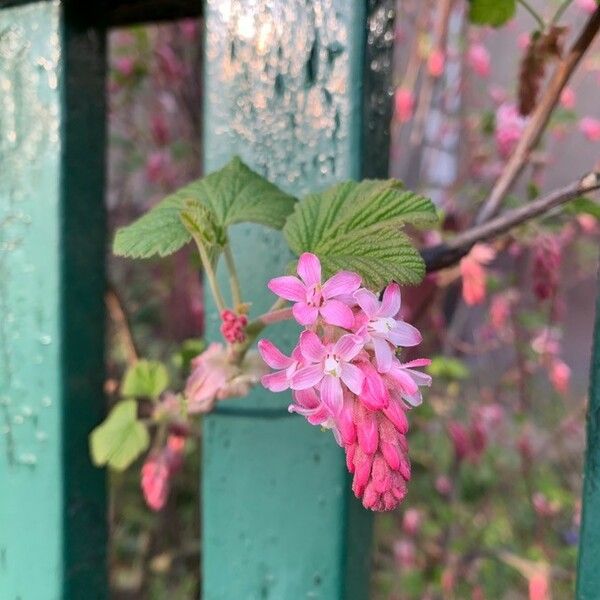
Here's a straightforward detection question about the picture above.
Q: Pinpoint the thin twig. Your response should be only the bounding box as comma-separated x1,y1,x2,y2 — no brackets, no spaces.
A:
105,284,139,365
422,172,600,272
475,7,600,225
517,0,546,30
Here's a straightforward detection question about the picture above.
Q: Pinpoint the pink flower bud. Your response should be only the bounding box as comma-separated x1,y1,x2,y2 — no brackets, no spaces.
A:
549,359,570,394
427,49,445,78
580,117,600,142
575,0,598,14
468,43,491,78
447,421,470,461
402,508,423,536
394,88,415,123
559,87,576,110
393,539,416,569
114,56,135,78
435,475,453,496
141,453,170,511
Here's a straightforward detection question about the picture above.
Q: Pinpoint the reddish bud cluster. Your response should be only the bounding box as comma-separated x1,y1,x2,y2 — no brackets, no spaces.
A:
532,236,561,301
220,309,248,343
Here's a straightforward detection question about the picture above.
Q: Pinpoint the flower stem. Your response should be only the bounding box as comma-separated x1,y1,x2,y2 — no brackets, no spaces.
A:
191,234,226,313
550,0,572,26
223,243,243,309
517,0,546,30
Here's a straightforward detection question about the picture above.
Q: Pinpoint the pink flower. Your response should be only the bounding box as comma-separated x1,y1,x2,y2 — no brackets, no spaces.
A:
258,339,302,392
490,293,511,331
575,0,598,14
495,103,528,158
560,87,576,110
268,252,361,328
185,343,266,413
532,235,560,301
354,283,422,372
384,358,431,407
580,117,600,142
460,243,495,305
447,421,470,461
290,331,364,414
394,88,414,123
427,48,445,78
468,43,491,78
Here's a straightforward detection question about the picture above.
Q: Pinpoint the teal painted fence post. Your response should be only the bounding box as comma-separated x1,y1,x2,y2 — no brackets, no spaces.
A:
202,1,395,598
577,273,600,598
0,2,107,598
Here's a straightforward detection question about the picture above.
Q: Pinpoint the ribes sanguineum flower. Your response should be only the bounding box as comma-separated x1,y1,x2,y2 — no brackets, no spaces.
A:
268,252,361,328
260,257,431,512
291,331,364,415
354,283,421,373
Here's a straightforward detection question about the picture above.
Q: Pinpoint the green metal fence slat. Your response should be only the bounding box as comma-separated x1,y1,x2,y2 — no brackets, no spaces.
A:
577,271,600,599
0,2,107,597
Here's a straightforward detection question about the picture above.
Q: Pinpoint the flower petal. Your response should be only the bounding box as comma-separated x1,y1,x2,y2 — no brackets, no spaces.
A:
354,288,380,318
290,365,323,390
297,252,321,286
340,362,364,395
320,374,343,415
261,371,290,392
257,339,292,369
320,299,355,329
293,388,320,409
299,330,326,363
380,282,401,317
322,271,361,298
387,322,422,347
373,337,394,373
402,358,431,369
292,302,319,325
268,276,305,302
334,333,364,361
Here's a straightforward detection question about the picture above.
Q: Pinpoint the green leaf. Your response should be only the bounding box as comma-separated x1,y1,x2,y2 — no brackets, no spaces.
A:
283,179,437,288
121,360,169,399
427,356,470,380
113,157,296,259
565,197,600,221
89,400,149,471
468,0,516,27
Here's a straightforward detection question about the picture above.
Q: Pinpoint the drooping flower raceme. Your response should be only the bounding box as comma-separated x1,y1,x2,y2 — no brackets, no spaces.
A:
259,252,431,511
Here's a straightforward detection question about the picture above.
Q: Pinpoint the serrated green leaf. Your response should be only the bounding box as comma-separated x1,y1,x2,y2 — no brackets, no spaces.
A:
283,179,436,288
121,360,169,399
113,157,296,259
468,0,516,27
89,400,149,471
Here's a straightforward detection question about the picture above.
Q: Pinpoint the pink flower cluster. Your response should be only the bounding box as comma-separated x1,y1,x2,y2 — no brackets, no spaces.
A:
259,253,431,511
220,309,248,343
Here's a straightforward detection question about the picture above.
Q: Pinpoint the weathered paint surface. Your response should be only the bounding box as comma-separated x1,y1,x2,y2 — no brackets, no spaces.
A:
0,2,107,598
577,273,600,599
202,1,375,598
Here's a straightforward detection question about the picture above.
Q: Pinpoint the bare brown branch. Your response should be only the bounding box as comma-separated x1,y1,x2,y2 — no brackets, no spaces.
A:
423,172,600,272
475,7,600,225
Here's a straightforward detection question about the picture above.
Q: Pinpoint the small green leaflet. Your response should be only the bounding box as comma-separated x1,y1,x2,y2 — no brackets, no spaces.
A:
468,0,516,27
121,360,169,399
427,356,471,380
565,197,600,221
113,157,296,259
89,400,150,471
283,179,437,289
